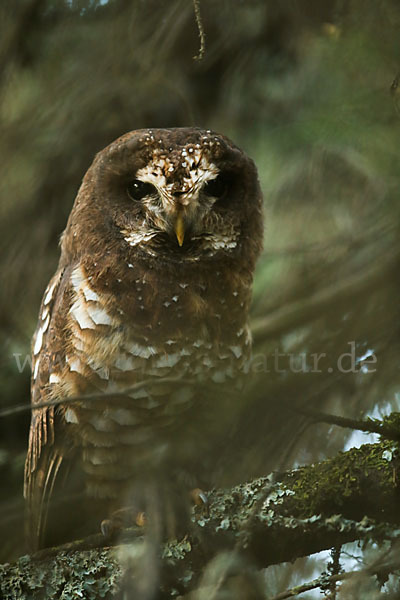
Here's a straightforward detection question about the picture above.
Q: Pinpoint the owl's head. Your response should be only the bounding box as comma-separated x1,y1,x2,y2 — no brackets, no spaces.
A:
63,128,263,265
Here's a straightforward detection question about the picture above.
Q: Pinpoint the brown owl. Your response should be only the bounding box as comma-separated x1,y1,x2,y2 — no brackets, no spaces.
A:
24,127,263,550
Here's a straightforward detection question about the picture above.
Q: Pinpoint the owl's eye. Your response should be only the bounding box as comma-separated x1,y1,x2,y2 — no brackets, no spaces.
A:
127,180,156,201
203,174,229,199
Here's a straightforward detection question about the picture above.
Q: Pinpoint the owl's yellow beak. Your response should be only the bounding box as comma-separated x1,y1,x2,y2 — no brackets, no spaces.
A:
174,214,185,247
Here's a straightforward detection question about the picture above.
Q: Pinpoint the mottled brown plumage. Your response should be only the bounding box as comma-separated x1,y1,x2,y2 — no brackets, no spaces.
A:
24,127,263,549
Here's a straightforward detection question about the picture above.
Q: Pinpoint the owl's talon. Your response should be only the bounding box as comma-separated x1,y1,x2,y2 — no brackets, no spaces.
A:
101,507,145,537
135,511,147,527
190,487,208,507
100,518,117,538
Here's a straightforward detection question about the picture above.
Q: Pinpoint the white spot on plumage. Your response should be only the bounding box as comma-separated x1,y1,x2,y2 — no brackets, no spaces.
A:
212,371,226,383
72,335,85,351
33,357,40,379
89,415,114,433
71,266,85,291
106,408,140,426
86,304,112,326
66,355,85,374
41,314,50,333
208,236,237,251
49,373,60,384
70,298,96,330
130,388,150,400
83,286,99,302
43,280,57,305
65,408,79,424
143,396,164,410
87,453,106,466
122,230,158,247
230,346,242,359
114,355,135,371
87,360,109,380
33,329,43,356
124,341,157,359
202,356,213,368
136,161,168,189
155,353,181,368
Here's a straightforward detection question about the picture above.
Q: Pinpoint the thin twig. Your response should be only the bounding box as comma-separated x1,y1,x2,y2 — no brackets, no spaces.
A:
326,546,342,599
293,407,400,441
269,554,400,600
192,0,206,60
30,526,142,563
0,377,192,418
269,571,352,600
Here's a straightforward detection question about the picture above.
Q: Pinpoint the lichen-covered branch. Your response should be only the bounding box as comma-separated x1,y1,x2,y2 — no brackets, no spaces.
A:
1,440,399,599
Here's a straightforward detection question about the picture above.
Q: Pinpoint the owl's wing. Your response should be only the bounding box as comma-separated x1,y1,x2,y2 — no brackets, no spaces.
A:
24,267,71,550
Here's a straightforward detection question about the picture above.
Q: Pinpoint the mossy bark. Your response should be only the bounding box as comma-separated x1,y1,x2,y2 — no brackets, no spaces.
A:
1,440,399,599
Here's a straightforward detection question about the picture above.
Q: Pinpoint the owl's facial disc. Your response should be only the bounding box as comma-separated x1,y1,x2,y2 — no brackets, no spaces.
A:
137,174,229,250
120,147,241,260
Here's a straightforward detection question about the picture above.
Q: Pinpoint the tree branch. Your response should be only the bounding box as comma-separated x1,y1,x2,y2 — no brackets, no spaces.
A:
1,439,399,598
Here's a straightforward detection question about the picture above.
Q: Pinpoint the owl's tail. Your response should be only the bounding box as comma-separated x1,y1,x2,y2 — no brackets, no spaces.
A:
24,406,65,552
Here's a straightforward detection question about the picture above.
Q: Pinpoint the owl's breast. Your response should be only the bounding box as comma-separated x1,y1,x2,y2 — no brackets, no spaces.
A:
47,264,250,496
62,263,251,388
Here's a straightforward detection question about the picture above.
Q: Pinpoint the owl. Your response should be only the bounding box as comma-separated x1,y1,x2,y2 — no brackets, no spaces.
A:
24,128,263,550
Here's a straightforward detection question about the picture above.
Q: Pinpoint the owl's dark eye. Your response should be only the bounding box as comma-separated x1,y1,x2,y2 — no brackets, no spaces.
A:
203,173,229,199
127,180,156,201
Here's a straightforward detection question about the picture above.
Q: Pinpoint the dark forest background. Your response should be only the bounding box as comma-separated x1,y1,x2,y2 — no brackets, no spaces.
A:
1,1,400,597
